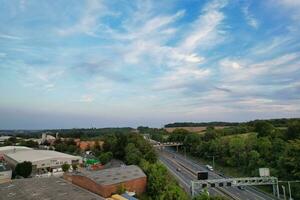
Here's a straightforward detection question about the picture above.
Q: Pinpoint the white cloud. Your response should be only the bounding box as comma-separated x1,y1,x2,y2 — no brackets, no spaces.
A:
21,67,64,90
180,0,227,51
220,58,243,70
154,66,211,90
242,5,259,29
219,53,299,82
78,95,95,103
0,34,22,40
57,0,106,36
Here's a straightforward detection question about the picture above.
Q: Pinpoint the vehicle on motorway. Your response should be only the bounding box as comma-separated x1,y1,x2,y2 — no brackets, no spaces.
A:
238,186,246,190
206,164,214,171
218,172,225,177
176,167,181,172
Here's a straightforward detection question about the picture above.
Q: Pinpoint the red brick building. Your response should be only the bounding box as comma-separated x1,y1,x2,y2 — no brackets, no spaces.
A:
64,165,146,198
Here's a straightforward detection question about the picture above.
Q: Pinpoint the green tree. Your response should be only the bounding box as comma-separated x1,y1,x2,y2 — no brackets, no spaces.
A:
62,163,70,172
247,150,261,173
72,163,78,171
125,143,142,165
254,121,274,137
15,161,32,178
279,139,300,179
99,151,113,164
19,140,39,148
144,149,157,164
227,137,245,167
147,163,169,198
287,121,300,140
159,183,189,200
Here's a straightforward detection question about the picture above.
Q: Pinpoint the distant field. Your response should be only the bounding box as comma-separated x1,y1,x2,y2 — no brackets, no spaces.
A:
222,132,257,139
164,126,228,133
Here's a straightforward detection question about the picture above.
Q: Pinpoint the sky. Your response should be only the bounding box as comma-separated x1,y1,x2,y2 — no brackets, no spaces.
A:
0,0,300,129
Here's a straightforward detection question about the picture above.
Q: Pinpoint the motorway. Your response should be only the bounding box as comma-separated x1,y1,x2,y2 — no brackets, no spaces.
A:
159,148,277,200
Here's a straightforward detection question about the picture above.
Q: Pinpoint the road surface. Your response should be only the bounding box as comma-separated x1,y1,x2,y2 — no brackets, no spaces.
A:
159,148,277,200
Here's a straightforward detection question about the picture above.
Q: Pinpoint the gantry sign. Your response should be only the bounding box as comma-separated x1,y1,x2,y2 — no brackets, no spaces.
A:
191,176,279,198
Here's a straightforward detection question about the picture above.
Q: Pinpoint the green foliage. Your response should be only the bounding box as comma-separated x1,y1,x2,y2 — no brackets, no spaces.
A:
159,182,189,200
15,161,32,178
141,161,189,200
193,192,228,200
62,163,70,172
254,121,275,137
116,183,126,194
165,122,238,127
125,143,142,165
72,163,78,171
99,151,113,164
18,140,39,148
54,139,79,154
287,121,300,140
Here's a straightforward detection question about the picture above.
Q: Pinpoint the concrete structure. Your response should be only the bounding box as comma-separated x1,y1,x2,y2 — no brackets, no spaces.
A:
0,177,104,200
64,165,146,198
4,149,82,174
0,163,12,184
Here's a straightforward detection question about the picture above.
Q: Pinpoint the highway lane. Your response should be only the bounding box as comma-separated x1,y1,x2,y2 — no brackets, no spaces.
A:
160,148,276,200
159,154,231,198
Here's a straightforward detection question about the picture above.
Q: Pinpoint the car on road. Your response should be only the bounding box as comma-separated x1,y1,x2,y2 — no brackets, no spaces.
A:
176,167,181,172
206,164,214,171
238,186,246,190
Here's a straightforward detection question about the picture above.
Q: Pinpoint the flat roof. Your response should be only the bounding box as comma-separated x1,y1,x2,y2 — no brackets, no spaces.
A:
6,150,81,163
0,177,104,200
80,165,146,185
0,146,32,153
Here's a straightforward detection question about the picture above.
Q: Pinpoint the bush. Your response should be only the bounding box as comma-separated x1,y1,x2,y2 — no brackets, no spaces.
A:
62,163,70,172
15,161,32,178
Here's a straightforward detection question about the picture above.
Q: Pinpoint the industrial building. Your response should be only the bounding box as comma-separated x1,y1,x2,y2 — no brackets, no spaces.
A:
0,177,104,200
3,148,82,174
64,165,147,198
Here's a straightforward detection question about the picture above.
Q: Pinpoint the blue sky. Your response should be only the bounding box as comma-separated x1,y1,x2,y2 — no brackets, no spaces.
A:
0,0,300,129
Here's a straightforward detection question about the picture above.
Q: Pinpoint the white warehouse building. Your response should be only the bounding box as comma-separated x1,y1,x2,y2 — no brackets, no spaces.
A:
3,149,82,174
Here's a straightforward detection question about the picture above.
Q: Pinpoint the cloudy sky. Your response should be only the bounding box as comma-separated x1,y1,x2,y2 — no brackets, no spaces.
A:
0,0,300,129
